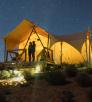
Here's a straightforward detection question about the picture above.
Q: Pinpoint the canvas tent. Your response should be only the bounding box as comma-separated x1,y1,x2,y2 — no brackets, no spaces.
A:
51,31,91,64
51,42,84,64
4,19,91,64
4,19,49,50
4,19,53,62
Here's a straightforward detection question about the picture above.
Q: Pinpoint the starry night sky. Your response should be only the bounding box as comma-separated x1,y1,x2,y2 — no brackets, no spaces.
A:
0,0,92,61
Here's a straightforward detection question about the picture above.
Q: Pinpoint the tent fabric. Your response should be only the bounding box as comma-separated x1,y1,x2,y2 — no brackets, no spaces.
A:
18,33,49,61
4,19,48,50
51,32,85,52
54,32,85,41
4,19,89,64
51,42,84,64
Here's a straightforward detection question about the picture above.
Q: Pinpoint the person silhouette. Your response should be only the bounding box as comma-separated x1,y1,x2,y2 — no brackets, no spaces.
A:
32,41,36,62
28,42,32,62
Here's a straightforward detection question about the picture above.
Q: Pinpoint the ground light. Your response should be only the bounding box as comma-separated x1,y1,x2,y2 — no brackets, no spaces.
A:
0,62,45,86
35,64,41,73
0,76,26,86
0,69,26,86
13,69,22,77
29,64,42,77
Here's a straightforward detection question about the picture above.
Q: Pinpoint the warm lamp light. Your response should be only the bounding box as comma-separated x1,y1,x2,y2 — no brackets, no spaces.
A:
35,64,41,73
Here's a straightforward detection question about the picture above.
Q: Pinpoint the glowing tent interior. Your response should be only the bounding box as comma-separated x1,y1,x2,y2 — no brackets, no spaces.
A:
4,19,91,64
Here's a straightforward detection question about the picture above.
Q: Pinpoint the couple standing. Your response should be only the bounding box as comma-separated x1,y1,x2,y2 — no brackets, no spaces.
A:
28,41,36,62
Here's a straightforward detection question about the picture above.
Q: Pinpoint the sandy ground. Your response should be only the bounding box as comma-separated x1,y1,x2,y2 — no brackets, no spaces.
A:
0,77,90,102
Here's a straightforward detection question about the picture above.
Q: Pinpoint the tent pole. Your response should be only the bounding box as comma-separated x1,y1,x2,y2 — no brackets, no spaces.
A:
24,25,35,50
61,42,62,66
20,25,35,57
89,32,91,67
47,33,50,49
85,29,91,67
21,25,45,62
47,33,50,61
33,27,44,48
4,39,7,62
87,27,91,67
25,49,27,62
85,34,88,66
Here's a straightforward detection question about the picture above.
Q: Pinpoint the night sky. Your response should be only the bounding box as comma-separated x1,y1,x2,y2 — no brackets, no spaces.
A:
0,0,92,61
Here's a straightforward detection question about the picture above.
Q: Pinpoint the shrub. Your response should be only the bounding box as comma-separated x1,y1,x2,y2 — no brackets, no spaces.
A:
64,66,78,77
86,68,92,75
34,73,45,80
23,71,32,82
45,71,69,85
75,63,85,68
1,70,11,79
76,73,92,87
45,65,59,72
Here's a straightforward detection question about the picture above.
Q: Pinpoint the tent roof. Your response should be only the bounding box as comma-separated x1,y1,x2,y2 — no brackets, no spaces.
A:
4,19,49,50
50,32,85,52
54,32,84,42
4,19,86,51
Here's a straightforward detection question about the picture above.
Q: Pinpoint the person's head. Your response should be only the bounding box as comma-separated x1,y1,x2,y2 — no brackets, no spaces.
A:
32,41,35,44
29,42,32,45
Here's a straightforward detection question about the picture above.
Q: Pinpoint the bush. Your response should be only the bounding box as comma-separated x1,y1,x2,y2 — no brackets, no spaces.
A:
76,73,92,87
1,70,11,79
34,73,45,80
64,66,78,77
86,68,92,75
45,65,61,72
45,71,69,85
23,71,32,82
